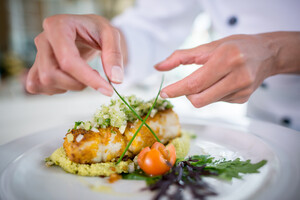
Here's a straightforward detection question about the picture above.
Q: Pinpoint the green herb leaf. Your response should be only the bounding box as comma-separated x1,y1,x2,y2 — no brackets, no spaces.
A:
205,158,267,181
187,155,214,166
73,121,82,130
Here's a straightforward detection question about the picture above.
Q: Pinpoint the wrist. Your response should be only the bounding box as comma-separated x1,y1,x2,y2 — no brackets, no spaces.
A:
262,31,300,75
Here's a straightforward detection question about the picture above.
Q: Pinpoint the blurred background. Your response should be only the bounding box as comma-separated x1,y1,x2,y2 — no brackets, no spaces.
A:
0,0,246,145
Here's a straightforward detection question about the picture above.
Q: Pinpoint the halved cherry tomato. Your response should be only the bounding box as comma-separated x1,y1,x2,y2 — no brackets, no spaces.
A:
137,142,176,176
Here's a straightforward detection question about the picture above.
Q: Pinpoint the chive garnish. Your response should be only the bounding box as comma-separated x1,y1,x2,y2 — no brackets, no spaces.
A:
115,75,165,164
110,84,161,142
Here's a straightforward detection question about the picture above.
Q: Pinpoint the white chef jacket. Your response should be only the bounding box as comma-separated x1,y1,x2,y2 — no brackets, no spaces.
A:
112,0,300,131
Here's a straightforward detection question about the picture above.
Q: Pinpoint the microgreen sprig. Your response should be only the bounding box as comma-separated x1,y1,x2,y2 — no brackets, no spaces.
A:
115,75,165,164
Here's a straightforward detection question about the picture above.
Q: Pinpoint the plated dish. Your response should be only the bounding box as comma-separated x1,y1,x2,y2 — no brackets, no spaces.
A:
42,93,266,198
45,95,190,177
0,117,300,200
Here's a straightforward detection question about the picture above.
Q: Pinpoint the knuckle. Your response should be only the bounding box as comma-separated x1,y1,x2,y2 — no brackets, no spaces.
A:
42,17,54,30
241,71,255,87
231,51,245,66
220,43,245,67
58,57,72,71
187,96,202,108
228,45,243,64
43,15,68,30
40,72,54,86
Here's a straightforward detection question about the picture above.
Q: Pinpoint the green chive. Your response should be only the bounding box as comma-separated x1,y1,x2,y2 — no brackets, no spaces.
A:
108,80,163,142
116,75,165,164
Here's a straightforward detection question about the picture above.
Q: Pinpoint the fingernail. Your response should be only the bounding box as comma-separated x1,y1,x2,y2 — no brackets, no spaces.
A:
97,87,113,96
154,62,162,69
111,65,123,83
160,92,169,99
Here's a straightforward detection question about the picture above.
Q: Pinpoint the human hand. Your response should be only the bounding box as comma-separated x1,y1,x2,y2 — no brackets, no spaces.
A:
155,34,278,107
26,14,127,96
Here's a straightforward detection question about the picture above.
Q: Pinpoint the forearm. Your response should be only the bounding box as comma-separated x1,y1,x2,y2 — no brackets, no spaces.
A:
261,31,300,75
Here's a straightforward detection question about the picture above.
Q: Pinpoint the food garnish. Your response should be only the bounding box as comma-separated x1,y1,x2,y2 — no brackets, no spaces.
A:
138,142,176,176
123,155,267,200
71,75,172,136
115,76,165,163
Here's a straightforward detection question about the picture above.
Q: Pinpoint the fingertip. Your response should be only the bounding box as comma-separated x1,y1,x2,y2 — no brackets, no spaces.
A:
154,61,163,69
154,61,170,71
160,91,169,99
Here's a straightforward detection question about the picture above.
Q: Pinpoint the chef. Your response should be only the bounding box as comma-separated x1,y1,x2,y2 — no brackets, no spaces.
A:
26,0,300,131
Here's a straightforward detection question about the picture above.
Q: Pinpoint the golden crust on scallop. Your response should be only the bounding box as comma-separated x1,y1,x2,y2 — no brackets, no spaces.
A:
63,109,180,164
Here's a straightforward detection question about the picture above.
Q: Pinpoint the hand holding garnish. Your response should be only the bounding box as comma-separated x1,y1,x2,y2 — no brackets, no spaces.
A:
156,32,300,107
138,142,176,176
26,14,127,96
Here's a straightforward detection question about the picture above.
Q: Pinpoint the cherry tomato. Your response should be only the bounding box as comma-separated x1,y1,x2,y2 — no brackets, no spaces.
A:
137,142,176,176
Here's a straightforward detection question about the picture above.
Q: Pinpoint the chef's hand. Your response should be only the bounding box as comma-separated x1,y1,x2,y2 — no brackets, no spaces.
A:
155,32,300,108
26,14,127,96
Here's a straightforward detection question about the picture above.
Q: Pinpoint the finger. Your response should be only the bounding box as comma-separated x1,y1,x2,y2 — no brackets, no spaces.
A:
186,73,249,108
36,33,86,91
43,16,113,96
26,60,41,94
100,28,124,84
26,61,66,95
160,57,232,98
155,43,218,71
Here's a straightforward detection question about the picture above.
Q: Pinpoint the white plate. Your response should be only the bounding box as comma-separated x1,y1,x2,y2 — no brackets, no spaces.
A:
0,118,299,200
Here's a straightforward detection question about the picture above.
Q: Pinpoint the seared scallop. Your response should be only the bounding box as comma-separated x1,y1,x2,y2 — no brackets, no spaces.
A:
63,109,180,164
125,109,181,155
63,127,127,164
